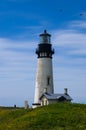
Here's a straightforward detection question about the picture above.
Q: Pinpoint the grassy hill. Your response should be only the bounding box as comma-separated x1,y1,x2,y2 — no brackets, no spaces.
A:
0,103,86,130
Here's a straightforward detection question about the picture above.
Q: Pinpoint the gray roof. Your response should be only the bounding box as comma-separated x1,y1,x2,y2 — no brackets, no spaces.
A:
40,93,72,101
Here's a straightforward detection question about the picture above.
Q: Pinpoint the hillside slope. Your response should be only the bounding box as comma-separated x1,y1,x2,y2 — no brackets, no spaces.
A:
0,103,86,130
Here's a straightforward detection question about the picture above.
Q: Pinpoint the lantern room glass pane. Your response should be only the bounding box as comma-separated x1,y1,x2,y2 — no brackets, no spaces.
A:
40,36,50,44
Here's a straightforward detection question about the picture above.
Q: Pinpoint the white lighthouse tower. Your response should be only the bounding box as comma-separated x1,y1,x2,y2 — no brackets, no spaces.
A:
33,30,54,108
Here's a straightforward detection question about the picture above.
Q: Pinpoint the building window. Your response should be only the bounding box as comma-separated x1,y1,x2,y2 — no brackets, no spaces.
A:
44,100,47,105
47,77,50,85
49,53,51,57
42,100,44,106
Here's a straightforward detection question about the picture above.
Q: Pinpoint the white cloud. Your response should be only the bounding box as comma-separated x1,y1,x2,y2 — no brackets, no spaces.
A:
52,22,86,56
52,29,86,71
69,20,86,29
0,38,37,80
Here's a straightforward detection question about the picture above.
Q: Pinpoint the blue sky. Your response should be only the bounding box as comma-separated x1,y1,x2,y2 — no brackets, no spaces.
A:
0,0,86,106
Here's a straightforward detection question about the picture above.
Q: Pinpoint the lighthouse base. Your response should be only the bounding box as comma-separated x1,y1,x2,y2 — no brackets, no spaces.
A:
32,103,41,109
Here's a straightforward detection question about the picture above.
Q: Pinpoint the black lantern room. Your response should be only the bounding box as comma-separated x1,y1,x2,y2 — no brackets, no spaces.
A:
36,30,54,58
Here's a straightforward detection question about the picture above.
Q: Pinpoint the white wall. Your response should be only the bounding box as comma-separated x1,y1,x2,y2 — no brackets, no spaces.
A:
34,58,54,104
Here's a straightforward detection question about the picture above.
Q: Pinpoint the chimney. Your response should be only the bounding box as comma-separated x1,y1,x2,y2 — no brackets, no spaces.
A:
44,88,47,93
64,88,68,95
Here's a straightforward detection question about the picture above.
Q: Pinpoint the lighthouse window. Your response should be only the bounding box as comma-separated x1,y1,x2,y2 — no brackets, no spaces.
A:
40,35,50,44
42,52,44,56
40,53,42,56
49,53,51,57
47,77,50,85
45,52,47,56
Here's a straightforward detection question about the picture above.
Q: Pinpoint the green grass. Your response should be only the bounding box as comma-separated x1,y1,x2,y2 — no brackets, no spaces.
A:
0,103,86,130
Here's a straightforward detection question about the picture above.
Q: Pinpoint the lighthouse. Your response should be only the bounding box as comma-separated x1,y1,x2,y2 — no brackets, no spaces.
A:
32,30,54,108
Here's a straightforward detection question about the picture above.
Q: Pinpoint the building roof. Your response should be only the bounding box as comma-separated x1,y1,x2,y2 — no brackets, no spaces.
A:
40,93,72,101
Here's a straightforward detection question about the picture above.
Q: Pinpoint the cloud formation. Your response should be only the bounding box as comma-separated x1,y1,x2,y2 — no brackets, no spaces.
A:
52,20,86,60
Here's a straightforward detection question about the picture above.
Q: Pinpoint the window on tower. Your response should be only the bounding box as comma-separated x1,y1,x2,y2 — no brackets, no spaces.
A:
47,77,50,85
40,36,50,44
